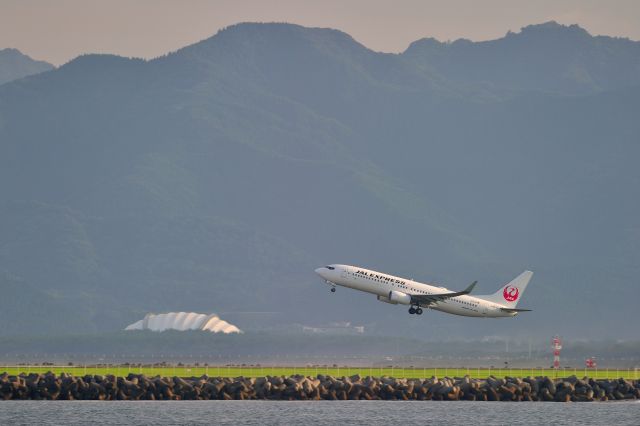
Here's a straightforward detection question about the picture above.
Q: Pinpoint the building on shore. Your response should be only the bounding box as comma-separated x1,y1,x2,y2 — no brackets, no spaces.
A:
125,312,242,334
301,321,365,335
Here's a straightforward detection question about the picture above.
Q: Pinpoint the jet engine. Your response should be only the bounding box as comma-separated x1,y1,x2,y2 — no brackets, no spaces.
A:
387,290,412,305
376,295,397,304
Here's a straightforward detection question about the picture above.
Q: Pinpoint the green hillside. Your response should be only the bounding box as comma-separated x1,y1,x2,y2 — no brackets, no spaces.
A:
0,22,638,338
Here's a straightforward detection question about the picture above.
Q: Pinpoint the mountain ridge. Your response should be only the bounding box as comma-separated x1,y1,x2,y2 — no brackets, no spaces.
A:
0,48,54,85
403,21,640,95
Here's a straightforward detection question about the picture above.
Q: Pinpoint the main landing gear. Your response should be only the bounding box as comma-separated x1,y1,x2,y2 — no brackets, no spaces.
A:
408,306,423,315
330,287,336,293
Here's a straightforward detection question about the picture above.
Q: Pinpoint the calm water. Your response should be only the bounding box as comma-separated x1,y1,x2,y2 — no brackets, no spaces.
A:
1,401,639,425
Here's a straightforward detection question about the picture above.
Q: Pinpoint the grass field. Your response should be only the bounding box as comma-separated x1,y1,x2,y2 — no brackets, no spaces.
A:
1,365,638,380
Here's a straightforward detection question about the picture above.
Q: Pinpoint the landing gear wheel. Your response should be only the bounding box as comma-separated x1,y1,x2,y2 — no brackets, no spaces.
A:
416,308,423,315
408,307,416,315
330,287,336,293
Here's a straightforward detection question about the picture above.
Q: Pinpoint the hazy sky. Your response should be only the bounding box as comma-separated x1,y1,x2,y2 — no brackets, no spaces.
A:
2,0,640,65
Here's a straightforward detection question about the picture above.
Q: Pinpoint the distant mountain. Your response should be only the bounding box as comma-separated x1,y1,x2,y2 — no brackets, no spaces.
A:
0,22,638,338
0,48,54,85
404,21,640,95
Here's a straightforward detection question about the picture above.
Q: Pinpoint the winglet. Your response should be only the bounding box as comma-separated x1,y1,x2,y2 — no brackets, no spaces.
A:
462,280,477,295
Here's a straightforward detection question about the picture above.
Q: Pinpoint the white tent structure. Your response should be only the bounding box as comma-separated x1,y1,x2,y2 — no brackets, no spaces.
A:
124,312,242,334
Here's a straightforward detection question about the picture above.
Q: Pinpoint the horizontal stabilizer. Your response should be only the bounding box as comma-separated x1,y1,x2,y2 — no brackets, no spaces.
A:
500,307,532,313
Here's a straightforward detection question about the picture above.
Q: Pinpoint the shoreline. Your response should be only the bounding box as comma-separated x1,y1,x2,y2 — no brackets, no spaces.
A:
1,372,639,402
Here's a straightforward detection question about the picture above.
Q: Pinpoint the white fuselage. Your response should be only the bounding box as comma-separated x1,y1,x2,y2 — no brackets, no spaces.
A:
315,264,517,318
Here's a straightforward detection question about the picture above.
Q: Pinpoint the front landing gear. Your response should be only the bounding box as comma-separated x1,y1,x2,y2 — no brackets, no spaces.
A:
408,306,423,315
330,287,336,293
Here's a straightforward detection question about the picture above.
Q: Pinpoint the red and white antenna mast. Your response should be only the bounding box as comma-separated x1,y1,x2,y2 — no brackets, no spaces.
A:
552,335,562,369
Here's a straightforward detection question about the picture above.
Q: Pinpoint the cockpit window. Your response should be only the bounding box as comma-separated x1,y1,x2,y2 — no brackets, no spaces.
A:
325,266,335,270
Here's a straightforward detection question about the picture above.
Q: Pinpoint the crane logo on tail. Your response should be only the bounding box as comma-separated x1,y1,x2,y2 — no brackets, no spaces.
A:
503,286,519,302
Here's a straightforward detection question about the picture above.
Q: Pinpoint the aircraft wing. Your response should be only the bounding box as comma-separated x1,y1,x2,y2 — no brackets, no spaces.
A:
410,281,477,305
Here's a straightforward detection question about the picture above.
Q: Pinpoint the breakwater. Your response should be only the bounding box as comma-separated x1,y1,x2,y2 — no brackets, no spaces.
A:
1,372,638,401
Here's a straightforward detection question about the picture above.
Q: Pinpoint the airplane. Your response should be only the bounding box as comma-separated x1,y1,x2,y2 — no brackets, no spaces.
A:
314,265,533,318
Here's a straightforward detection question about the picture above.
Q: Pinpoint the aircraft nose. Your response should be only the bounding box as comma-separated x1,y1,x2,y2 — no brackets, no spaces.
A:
315,265,336,280
315,267,332,280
